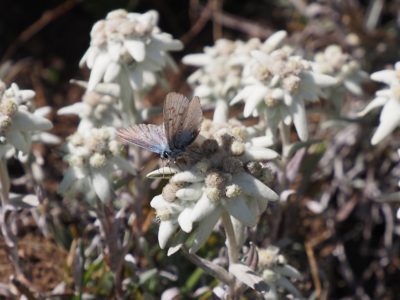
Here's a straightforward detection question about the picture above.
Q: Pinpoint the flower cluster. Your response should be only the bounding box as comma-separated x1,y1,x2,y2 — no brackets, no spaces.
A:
59,127,136,203
313,45,367,107
183,31,287,123
58,81,123,131
358,62,400,145
149,119,279,253
232,47,336,142
80,9,183,92
0,80,53,158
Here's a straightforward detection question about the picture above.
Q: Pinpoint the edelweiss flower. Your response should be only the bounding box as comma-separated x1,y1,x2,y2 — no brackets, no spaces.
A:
0,81,53,158
80,9,183,116
58,81,123,131
148,120,279,252
256,246,302,299
313,45,367,107
358,62,400,145
183,32,287,123
59,127,136,203
231,48,336,142
228,245,302,298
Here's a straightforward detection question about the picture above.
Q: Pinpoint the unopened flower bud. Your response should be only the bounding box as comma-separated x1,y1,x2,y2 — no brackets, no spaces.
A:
230,140,245,156
225,184,241,198
89,152,107,168
222,157,243,174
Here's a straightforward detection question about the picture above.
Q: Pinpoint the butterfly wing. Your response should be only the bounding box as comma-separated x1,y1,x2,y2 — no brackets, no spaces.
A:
117,124,169,155
163,92,203,150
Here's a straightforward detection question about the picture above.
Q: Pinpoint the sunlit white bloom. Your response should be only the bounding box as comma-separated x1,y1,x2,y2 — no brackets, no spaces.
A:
313,45,367,108
80,9,183,120
0,81,53,158
183,32,287,123
231,48,336,142
148,120,279,252
58,81,123,131
358,62,400,145
257,246,302,299
59,127,136,203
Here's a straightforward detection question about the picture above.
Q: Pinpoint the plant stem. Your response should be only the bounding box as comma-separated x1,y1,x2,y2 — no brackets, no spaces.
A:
181,247,235,286
278,122,291,190
213,98,229,123
221,211,239,264
0,159,10,205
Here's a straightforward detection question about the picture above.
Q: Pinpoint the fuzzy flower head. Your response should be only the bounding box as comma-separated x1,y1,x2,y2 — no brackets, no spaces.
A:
183,32,287,123
313,45,367,106
358,62,400,145
59,127,136,204
0,81,53,158
232,47,336,142
256,246,302,299
58,81,123,132
148,119,279,253
80,9,183,92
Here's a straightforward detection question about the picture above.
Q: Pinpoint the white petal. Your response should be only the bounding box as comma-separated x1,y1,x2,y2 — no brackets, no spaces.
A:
309,71,337,86
171,170,205,183
158,220,178,249
371,98,400,145
193,85,212,98
58,167,77,194
243,86,268,117
230,86,254,105
263,30,287,52
189,209,221,253
175,183,203,201
182,54,212,66
33,106,51,117
357,96,387,116
224,197,256,227
289,98,308,141
125,39,146,62
146,167,179,178
104,61,121,82
242,147,279,162
58,102,87,116
229,263,268,293
13,111,53,131
35,132,61,144
178,208,193,233
150,195,182,212
153,34,183,51
370,69,396,85
250,135,276,148
107,40,122,61
88,52,111,90
7,130,30,153
232,172,278,201
190,193,219,223
91,170,113,203
344,80,362,95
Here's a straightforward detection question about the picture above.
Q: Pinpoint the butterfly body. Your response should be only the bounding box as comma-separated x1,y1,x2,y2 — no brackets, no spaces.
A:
117,93,203,160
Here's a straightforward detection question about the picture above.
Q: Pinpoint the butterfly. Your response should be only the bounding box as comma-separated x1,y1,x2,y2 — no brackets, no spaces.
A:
117,92,203,159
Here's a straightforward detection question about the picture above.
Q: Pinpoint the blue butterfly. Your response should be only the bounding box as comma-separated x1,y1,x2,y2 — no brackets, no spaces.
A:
117,92,203,159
